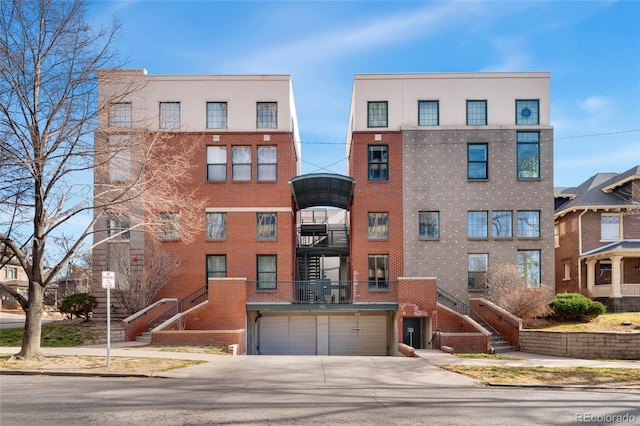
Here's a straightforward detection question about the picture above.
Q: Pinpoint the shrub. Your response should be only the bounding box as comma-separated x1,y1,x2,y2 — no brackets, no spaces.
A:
549,293,606,322
59,293,98,322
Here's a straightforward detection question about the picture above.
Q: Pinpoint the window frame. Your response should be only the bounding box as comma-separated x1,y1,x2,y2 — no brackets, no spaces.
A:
108,135,131,182
467,211,489,239
206,212,227,240
517,249,541,288
466,100,487,126
257,146,277,181
107,218,130,241
491,210,513,239
159,212,180,241
418,100,439,126
108,102,132,128
517,131,540,179
159,102,180,129
368,254,389,291
600,213,622,241
517,210,541,238
468,253,488,290
368,145,389,181
367,101,388,128
4,266,18,279
206,102,228,129
232,146,252,181
418,211,440,240
516,99,540,125
206,254,226,279
256,102,277,129
367,212,389,240
256,254,277,290
206,146,227,182
467,143,488,180
256,212,277,240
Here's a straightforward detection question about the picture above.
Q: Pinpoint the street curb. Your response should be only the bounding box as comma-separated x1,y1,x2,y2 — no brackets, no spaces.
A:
0,369,165,379
485,382,640,390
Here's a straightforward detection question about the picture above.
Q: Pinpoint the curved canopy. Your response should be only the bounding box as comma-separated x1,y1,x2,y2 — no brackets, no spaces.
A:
290,173,355,210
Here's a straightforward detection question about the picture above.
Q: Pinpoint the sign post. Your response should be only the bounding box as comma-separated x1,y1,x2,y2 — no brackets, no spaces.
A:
101,271,115,367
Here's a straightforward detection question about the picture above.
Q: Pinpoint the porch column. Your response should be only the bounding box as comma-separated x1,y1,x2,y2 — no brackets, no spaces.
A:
585,260,596,294
610,255,623,298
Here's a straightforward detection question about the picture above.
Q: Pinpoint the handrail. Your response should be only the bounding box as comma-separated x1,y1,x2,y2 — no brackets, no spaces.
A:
148,285,209,328
436,287,502,341
428,328,441,346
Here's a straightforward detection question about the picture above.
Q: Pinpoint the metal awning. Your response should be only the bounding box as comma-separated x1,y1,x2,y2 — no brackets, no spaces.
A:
290,173,355,210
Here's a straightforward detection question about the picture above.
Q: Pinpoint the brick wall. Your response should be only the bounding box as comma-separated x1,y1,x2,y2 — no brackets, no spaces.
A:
123,298,178,341
182,278,247,330
520,330,640,360
152,330,246,354
434,333,491,354
432,304,492,353
470,298,521,349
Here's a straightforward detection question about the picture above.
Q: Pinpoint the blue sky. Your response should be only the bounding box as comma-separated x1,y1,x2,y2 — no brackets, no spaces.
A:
89,0,640,187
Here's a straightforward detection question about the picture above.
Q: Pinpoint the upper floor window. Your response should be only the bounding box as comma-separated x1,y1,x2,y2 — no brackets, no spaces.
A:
107,218,130,241
159,213,180,241
206,146,227,181
206,212,227,240
517,211,541,238
492,211,513,238
418,100,439,126
368,254,389,290
517,249,541,288
159,102,180,129
257,212,277,240
257,146,277,181
517,131,540,179
468,253,488,290
257,255,277,290
109,102,132,127
257,102,277,129
206,102,227,129
232,146,251,181
467,211,488,238
4,266,17,279
516,99,539,125
419,211,440,239
368,212,389,240
368,145,388,181
108,135,131,182
468,143,488,179
601,214,622,240
554,223,560,248
367,101,388,128
206,255,226,278
466,100,487,125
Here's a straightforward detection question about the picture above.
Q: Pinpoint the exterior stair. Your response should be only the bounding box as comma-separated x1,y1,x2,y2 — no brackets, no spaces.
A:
474,318,516,354
135,331,151,344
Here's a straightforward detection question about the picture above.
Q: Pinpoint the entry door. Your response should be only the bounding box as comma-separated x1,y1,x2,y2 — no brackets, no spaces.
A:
403,317,422,349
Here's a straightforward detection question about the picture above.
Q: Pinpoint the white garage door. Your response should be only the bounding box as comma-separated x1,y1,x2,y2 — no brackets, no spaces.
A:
329,315,387,356
259,315,317,355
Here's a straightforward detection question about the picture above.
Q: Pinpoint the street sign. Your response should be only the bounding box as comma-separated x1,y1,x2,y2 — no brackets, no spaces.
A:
101,271,115,289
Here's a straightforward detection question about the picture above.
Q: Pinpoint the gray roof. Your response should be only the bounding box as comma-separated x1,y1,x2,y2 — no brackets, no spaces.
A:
581,239,640,257
554,165,639,215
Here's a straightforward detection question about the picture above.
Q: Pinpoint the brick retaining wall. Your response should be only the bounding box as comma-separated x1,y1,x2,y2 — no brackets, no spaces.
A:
520,330,640,360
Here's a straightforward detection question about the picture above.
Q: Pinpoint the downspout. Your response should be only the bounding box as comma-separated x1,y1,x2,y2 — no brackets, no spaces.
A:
577,209,588,290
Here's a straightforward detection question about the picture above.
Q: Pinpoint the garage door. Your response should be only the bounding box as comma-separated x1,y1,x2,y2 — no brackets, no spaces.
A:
259,316,317,355
329,315,387,356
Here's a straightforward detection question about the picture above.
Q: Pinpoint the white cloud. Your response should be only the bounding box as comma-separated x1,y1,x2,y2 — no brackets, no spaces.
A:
578,96,614,116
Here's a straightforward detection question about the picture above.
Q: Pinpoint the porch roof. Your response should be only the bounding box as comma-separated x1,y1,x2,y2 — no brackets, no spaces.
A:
580,239,640,259
289,173,355,210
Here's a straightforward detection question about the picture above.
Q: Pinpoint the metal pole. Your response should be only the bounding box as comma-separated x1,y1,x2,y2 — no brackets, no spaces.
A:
106,287,111,367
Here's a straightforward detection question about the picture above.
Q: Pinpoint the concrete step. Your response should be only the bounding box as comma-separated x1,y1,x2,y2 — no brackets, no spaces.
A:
135,331,151,344
492,340,516,354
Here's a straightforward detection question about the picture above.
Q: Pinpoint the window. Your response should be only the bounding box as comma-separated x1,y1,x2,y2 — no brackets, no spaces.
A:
468,254,488,290
206,255,226,278
467,100,487,125
517,250,541,288
468,143,488,179
368,145,388,181
206,146,227,181
418,100,439,126
467,211,488,238
368,255,389,290
257,255,277,290
517,131,540,179
257,146,277,181
368,212,388,239
517,211,540,238
159,102,180,129
597,262,612,284
206,213,226,240
107,218,130,240
419,211,440,239
206,102,227,129
108,135,131,182
492,211,513,238
554,223,560,248
601,214,622,240
257,212,277,240
367,101,388,128
563,263,571,281
109,102,132,127
159,213,180,241
4,266,17,279
516,100,539,125
232,146,251,181
257,102,277,129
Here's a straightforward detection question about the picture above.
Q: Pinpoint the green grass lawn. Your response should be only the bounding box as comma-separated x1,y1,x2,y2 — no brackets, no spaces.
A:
0,323,101,347
538,312,640,332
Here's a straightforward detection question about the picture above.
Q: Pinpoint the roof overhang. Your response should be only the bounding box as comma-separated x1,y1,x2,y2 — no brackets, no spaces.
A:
289,173,355,211
580,239,640,260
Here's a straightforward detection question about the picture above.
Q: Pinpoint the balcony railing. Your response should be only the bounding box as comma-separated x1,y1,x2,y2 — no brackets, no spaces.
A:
246,280,397,304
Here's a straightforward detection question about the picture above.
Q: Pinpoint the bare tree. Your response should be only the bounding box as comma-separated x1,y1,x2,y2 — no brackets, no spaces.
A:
109,241,181,315
0,1,202,359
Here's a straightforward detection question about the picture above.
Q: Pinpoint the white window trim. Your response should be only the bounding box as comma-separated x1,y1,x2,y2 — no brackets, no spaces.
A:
600,213,623,242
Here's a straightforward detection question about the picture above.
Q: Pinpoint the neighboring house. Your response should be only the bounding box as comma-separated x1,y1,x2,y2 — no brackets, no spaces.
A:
93,70,554,355
0,257,29,309
555,166,640,312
